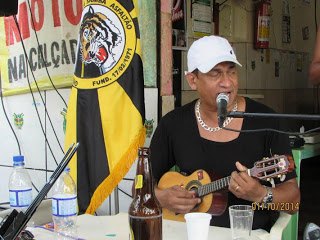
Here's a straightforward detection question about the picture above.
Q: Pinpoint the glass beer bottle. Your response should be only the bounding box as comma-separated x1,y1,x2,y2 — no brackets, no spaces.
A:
128,147,162,240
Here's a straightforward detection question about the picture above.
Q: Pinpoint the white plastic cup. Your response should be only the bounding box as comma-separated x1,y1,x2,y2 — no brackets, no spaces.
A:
229,205,254,240
184,212,212,240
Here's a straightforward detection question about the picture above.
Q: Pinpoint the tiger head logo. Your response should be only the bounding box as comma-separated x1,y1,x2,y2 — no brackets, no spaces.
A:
79,6,122,74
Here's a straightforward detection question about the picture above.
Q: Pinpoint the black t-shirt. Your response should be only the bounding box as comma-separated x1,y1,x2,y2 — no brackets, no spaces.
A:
150,97,296,231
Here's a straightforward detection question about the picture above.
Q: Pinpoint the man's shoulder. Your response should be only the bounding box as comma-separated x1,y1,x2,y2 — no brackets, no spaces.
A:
245,97,276,113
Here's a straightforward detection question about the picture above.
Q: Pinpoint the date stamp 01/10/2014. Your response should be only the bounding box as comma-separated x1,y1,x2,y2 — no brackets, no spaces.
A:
252,202,300,211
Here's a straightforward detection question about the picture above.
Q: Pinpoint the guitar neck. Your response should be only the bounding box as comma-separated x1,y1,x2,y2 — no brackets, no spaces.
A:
197,176,231,197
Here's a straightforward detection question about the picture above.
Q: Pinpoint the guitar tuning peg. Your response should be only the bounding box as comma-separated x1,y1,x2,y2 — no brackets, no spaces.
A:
266,178,275,188
280,175,286,182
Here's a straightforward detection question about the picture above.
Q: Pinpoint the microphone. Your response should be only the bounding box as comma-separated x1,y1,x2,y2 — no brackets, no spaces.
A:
216,93,229,128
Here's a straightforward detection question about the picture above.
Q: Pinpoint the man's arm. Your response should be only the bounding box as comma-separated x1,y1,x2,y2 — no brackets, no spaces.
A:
267,178,300,214
309,27,320,85
229,162,300,214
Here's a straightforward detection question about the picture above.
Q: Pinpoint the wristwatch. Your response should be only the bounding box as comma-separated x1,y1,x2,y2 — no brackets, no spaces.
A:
262,186,273,204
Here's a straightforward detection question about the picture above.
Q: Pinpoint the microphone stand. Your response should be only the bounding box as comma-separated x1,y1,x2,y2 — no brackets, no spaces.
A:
0,143,79,240
228,111,320,121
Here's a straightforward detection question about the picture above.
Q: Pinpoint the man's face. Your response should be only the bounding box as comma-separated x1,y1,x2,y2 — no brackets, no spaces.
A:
193,62,239,110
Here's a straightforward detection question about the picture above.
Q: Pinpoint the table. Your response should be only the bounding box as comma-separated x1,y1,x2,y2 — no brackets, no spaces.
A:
283,143,320,240
28,212,269,240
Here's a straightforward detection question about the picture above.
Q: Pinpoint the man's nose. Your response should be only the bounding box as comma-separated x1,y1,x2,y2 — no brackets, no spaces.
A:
219,72,233,86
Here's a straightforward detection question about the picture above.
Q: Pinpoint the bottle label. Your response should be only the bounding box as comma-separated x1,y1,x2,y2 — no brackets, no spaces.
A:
135,175,143,189
52,194,77,217
130,226,135,240
9,188,32,207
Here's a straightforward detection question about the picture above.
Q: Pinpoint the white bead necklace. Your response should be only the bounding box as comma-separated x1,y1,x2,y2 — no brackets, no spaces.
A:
195,99,238,132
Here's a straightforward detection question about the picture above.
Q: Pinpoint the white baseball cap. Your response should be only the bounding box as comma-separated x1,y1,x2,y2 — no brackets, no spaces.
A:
187,35,242,73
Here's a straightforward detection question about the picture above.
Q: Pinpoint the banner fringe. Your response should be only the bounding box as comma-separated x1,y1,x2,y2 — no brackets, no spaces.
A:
85,126,146,214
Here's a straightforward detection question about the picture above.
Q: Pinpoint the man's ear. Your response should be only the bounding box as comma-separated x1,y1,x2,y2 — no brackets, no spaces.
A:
185,73,197,90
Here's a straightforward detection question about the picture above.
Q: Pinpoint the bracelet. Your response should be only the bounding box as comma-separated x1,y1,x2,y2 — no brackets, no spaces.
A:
262,186,273,205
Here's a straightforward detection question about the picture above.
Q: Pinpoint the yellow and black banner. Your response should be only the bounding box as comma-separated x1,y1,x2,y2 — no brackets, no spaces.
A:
65,0,145,214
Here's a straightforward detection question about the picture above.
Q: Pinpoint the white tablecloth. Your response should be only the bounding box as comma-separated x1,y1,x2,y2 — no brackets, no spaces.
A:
27,212,269,240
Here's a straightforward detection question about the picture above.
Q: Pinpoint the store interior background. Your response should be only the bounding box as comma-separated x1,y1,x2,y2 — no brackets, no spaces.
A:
171,0,320,133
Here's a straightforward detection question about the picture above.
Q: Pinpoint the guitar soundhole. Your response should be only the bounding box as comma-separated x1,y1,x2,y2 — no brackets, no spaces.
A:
186,180,201,193
191,190,202,211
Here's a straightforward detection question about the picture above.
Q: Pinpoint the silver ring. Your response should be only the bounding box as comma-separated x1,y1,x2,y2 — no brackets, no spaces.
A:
235,185,240,191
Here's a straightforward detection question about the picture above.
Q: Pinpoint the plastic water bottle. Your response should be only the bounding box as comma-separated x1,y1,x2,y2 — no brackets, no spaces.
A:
8,155,33,212
52,167,77,238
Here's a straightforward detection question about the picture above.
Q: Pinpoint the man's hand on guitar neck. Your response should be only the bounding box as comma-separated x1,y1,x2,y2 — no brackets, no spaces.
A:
155,185,201,214
229,161,267,203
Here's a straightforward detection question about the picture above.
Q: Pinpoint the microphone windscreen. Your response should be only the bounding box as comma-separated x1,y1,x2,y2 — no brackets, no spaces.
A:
216,93,229,104
216,93,229,128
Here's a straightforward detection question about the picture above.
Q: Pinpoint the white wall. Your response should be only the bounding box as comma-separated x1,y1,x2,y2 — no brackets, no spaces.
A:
0,87,158,215
0,89,70,204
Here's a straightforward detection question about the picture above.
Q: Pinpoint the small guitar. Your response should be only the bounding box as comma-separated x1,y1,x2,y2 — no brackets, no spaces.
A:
158,155,294,222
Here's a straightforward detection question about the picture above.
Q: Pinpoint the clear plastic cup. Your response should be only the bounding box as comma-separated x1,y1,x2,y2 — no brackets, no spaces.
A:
229,205,254,240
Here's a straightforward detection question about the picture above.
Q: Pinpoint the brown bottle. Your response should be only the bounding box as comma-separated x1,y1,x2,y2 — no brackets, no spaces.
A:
128,147,162,240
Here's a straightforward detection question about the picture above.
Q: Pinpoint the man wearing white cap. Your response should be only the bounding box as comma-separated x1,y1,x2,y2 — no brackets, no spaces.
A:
150,35,300,230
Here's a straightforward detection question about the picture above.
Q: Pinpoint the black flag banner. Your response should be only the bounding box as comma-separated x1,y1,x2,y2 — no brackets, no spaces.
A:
65,0,145,214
